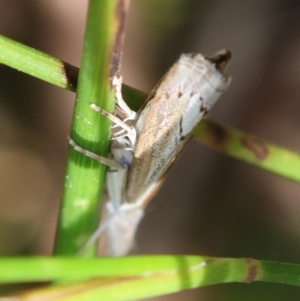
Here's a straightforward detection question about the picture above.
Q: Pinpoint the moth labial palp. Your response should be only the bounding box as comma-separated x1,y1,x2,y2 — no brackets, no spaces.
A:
70,50,232,256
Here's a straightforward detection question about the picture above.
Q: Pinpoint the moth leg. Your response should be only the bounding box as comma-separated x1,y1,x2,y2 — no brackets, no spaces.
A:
90,103,137,147
69,137,124,170
90,104,132,134
78,201,145,256
112,75,137,122
103,201,145,256
77,200,122,256
77,214,113,256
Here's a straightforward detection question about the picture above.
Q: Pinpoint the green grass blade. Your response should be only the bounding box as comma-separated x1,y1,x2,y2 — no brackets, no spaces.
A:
2,256,300,300
54,0,118,256
0,35,78,91
193,120,300,183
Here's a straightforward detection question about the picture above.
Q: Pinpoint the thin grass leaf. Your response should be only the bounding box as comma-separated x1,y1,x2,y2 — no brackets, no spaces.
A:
2,256,300,300
193,120,300,183
0,35,78,92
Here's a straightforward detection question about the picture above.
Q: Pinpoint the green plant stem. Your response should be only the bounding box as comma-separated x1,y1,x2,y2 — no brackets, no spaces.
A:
193,120,300,182
2,256,300,300
54,0,118,256
0,35,78,91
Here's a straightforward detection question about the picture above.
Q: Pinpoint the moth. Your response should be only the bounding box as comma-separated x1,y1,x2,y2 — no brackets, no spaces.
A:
70,50,232,256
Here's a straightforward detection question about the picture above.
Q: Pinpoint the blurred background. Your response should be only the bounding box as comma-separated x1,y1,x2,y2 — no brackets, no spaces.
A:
1,0,300,300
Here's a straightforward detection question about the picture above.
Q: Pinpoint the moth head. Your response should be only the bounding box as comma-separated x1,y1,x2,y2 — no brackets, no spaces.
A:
205,49,232,74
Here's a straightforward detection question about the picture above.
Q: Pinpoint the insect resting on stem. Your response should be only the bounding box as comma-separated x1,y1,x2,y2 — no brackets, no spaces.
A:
69,50,232,256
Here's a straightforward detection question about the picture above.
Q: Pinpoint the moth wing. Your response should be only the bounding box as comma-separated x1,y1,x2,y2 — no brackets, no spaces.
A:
134,134,193,209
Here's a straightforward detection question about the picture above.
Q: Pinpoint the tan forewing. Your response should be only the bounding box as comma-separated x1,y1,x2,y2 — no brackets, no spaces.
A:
126,50,231,207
